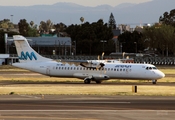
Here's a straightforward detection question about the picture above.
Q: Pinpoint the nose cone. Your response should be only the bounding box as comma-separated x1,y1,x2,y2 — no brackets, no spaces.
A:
158,71,165,79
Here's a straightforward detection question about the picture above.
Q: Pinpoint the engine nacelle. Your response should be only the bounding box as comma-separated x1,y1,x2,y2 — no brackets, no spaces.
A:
73,73,109,80
91,74,110,80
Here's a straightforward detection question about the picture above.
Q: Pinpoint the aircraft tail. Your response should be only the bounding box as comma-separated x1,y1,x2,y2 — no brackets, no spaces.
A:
13,35,52,63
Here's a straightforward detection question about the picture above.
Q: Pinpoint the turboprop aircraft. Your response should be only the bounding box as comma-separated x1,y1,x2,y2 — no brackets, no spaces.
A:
12,35,165,84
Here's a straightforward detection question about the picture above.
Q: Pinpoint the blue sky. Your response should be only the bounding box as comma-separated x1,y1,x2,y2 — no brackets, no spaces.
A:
1,0,152,6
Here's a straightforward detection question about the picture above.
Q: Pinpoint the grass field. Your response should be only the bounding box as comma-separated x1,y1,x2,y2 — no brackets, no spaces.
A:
0,65,175,96
0,85,175,96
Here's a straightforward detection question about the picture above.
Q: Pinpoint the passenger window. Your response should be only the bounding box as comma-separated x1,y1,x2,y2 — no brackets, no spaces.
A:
114,69,116,71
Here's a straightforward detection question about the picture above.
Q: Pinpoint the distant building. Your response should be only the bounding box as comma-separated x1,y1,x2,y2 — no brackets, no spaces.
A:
112,29,121,52
5,34,75,56
0,54,9,65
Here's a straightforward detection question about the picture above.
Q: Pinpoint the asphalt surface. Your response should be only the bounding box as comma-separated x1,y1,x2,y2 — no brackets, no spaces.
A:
0,95,175,120
0,69,175,119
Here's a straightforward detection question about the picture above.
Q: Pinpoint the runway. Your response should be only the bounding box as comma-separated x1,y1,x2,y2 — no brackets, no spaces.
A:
0,95,175,120
0,69,175,119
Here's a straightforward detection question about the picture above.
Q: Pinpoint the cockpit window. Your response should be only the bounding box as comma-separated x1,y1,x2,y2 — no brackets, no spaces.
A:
146,67,157,70
153,67,157,70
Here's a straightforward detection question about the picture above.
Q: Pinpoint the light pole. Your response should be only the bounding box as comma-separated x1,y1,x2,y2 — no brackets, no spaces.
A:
100,40,107,52
57,40,61,56
67,40,71,55
10,15,13,23
134,42,137,53
120,42,125,53
63,42,67,56
73,41,76,55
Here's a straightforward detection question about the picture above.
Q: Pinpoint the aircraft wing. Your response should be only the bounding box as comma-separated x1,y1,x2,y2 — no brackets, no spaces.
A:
56,59,104,69
56,59,91,66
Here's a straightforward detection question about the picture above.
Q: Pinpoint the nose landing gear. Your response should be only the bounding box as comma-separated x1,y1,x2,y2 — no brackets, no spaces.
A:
152,80,157,84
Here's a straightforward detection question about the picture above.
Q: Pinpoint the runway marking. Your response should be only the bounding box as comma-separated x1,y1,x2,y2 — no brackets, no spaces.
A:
1,74,41,75
52,102,131,104
19,95,41,99
0,110,174,112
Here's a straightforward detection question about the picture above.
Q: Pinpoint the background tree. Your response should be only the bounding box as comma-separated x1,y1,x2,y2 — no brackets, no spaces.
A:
80,17,84,24
157,24,175,56
66,19,114,55
28,21,38,37
30,21,34,27
54,22,67,36
0,19,14,30
159,9,175,28
108,13,116,29
18,19,30,36
118,31,143,53
142,24,175,56
142,26,157,53
39,19,54,34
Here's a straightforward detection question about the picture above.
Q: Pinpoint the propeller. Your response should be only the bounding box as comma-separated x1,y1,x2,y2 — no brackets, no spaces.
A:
101,52,105,60
96,52,106,70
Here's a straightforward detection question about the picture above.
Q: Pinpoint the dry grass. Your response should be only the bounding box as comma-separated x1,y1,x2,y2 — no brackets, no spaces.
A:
0,85,175,96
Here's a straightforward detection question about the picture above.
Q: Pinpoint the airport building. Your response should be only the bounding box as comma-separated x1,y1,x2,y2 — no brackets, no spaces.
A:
4,33,75,64
0,54,9,65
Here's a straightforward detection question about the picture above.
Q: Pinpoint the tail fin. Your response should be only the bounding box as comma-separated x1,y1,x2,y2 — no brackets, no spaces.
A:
13,35,51,62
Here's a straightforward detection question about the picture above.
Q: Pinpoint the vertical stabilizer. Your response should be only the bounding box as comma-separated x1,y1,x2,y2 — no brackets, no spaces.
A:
13,35,51,62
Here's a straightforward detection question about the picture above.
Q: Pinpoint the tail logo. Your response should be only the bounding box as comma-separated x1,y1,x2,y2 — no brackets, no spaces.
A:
19,51,37,60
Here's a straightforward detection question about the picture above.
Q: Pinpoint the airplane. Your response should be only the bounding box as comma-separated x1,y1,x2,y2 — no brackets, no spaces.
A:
12,35,165,84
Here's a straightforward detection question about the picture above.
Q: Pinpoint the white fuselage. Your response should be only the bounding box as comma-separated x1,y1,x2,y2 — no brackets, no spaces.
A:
12,60,165,81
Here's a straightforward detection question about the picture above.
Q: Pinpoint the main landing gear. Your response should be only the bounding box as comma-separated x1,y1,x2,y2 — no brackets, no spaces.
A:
152,80,157,84
84,78,91,84
84,78,102,84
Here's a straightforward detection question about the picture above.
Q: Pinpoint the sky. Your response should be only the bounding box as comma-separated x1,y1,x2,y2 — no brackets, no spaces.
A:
1,0,152,7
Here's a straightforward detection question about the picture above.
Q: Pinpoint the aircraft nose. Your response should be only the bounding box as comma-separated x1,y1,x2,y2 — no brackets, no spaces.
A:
159,71,165,78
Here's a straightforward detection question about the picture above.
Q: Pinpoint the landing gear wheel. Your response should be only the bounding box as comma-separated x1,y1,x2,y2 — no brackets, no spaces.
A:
84,79,91,84
152,80,157,84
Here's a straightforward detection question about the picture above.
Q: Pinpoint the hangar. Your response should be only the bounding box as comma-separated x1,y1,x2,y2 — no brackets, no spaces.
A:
5,34,74,56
